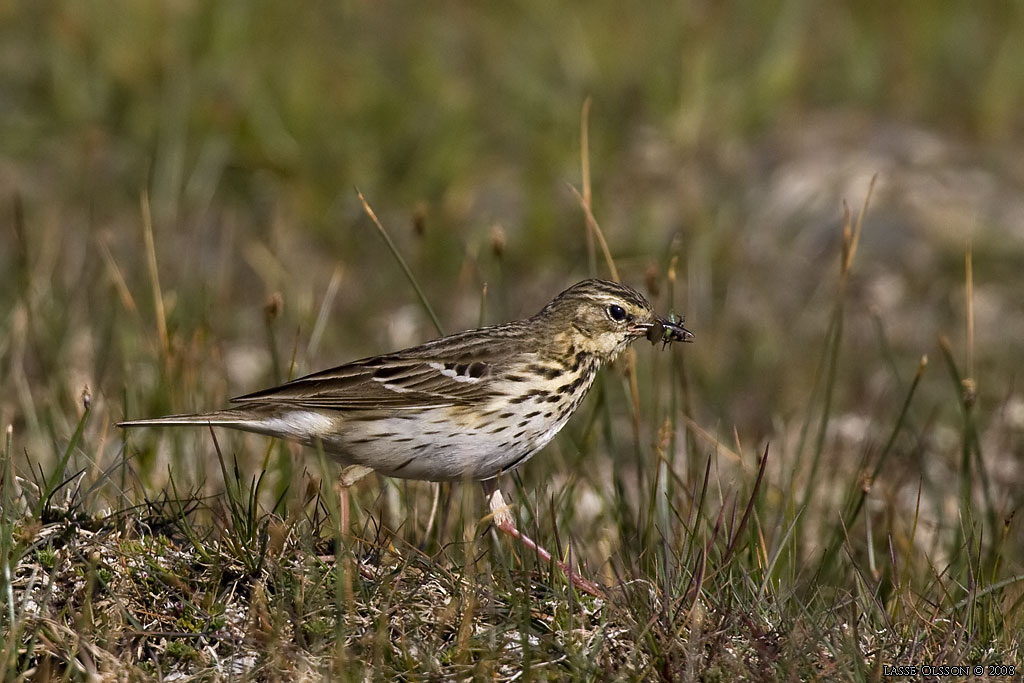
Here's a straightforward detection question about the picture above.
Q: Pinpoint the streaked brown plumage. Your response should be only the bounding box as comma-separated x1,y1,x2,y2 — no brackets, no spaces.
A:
120,278,693,595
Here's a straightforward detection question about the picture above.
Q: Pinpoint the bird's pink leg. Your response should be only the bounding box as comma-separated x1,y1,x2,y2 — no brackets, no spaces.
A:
482,482,604,597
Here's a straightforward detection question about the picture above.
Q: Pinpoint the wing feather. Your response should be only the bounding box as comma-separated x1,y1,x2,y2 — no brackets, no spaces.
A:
231,323,529,411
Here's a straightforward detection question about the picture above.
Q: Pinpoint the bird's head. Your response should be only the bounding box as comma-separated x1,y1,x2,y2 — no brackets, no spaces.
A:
537,279,693,362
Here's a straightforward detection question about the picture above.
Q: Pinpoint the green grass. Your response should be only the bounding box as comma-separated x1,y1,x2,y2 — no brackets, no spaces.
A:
2,2,1024,680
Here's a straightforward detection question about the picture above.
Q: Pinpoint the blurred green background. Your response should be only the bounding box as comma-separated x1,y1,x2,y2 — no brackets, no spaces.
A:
2,0,1023,562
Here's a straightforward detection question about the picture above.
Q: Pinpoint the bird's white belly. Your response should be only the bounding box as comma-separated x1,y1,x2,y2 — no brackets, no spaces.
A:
316,412,544,481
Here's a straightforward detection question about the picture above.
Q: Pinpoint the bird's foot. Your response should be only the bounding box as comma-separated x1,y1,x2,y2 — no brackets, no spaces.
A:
484,486,605,598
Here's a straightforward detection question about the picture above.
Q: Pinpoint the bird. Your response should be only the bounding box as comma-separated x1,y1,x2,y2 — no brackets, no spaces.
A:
120,278,693,595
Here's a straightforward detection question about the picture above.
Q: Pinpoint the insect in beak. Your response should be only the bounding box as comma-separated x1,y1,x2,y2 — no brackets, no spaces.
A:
641,313,694,348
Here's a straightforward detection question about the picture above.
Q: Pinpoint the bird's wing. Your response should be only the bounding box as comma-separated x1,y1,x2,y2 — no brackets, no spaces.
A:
231,326,525,411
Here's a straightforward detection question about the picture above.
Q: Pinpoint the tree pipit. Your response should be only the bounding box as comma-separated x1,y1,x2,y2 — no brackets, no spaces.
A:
121,279,693,595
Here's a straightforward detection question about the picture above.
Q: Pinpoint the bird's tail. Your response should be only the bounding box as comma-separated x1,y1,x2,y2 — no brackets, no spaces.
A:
118,409,262,429
118,404,337,445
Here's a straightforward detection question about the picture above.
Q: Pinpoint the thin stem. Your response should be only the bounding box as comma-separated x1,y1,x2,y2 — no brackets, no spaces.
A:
357,189,444,336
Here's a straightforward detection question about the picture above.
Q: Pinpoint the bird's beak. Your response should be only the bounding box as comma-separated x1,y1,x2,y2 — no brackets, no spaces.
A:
633,315,695,345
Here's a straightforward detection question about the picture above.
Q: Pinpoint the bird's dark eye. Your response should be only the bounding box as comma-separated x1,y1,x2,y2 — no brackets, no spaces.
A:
607,304,627,322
